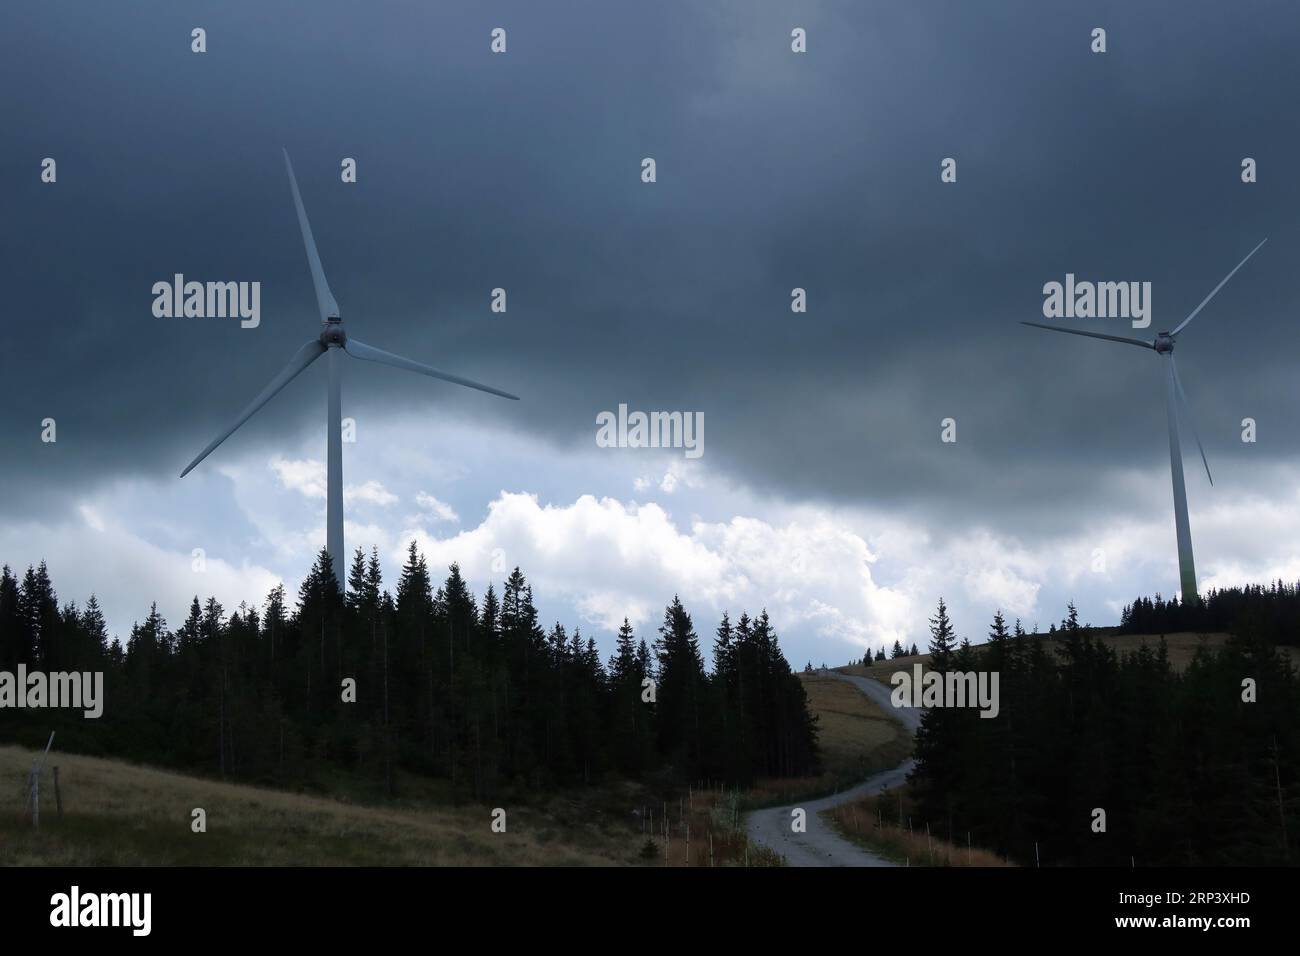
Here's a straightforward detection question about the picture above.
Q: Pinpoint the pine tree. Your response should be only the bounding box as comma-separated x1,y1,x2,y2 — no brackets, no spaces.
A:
19,562,59,668
927,598,957,672
653,597,708,774
0,566,27,667
635,638,654,684
909,598,962,837
81,595,109,660
263,583,287,667
606,618,649,774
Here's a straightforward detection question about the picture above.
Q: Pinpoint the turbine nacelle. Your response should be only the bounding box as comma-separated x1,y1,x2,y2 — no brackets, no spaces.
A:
1154,331,1174,353
320,319,346,348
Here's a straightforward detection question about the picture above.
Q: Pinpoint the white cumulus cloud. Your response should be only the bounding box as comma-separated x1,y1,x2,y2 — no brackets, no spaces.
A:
414,492,459,523
404,491,916,657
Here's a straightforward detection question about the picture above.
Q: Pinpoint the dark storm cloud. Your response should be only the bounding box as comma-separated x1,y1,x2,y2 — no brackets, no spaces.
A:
2,0,1296,540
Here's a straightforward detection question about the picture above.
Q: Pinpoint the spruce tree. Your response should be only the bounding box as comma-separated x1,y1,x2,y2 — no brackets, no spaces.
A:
927,599,957,672
0,566,27,667
653,597,707,774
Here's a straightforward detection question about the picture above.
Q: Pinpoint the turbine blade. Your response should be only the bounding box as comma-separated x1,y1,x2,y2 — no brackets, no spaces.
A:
1020,321,1154,350
283,149,341,322
1170,237,1267,337
344,338,520,401
180,339,327,477
1170,355,1213,486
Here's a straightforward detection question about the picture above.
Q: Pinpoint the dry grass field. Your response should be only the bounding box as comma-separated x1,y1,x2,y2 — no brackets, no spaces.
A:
0,745,647,866
826,792,1015,867
801,672,911,779
1093,631,1295,670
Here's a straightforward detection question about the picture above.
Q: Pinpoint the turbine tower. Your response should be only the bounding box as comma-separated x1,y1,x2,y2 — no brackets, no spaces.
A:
181,151,519,589
1023,238,1266,604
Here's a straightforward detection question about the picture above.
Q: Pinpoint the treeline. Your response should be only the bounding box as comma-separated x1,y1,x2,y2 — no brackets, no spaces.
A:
854,639,919,665
910,600,1299,865
0,546,818,800
1120,581,1300,647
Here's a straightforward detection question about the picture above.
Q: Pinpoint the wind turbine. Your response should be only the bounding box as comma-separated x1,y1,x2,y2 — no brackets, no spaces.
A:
180,150,519,589
1022,238,1267,604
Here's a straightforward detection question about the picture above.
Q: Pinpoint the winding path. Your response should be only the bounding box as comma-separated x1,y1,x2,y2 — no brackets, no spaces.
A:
744,670,922,867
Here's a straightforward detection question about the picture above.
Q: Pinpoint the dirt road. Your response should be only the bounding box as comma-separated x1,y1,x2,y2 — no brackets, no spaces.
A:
744,669,921,866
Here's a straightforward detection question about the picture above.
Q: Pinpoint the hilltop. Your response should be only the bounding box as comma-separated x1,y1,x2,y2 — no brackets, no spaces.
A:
839,630,1269,684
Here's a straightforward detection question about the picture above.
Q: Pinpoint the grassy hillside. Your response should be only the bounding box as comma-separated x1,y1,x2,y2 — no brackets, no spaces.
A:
0,745,652,866
2,671,910,866
801,672,911,777
742,672,912,807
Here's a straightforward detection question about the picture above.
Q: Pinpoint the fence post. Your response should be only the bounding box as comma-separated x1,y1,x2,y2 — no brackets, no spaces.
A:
27,731,55,830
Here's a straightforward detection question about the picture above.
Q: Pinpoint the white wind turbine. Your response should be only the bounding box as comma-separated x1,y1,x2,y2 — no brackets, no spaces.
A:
181,150,519,589
1022,238,1267,603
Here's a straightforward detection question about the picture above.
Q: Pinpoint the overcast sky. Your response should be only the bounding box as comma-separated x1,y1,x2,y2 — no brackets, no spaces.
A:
2,0,1298,667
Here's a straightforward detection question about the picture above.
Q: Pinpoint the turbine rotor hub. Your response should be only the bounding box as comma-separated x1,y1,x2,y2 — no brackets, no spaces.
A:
1154,331,1174,353
320,319,346,348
